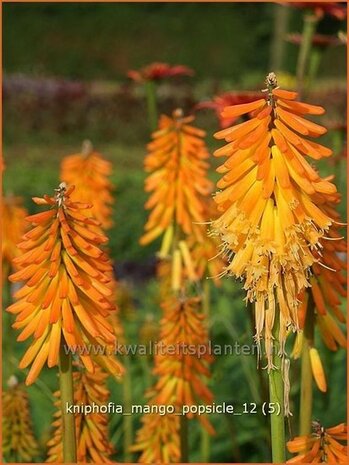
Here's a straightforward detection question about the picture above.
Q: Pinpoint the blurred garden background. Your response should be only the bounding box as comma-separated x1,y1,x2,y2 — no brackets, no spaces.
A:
2,2,347,463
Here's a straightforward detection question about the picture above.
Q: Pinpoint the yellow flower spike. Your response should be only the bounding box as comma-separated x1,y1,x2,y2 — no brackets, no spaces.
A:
46,363,114,463
7,183,123,385
2,376,40,462
212,72,340,369
60,140,114,230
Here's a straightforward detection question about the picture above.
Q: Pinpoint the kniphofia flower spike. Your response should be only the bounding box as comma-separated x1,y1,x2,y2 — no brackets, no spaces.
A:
212,72,339,368
47,364,114,463
293,197,346,392
140,108,213,246
60,140,114,229
7,183,123,385
287,421,348,463
131,292,214,463
2,376,40,462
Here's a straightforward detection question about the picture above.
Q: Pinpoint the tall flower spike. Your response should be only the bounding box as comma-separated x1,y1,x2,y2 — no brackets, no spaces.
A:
212,72,338,368
7,183,123,385
131,414,180,463
60,141,114,229
2,376,40,462
131,294,214,463
140,109,213,247
293,194,346,392
46,364,114,463
287,421,348,463
2,195,27,280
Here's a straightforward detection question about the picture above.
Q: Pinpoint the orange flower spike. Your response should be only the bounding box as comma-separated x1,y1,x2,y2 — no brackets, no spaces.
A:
60,140,114,230
7,183,123,385
287,422,348,464
132,295,214,462
2,195,28,280
140,109,213,246
47,364,115,463
2,376,40,462
131,414,180,463
212,72,339,369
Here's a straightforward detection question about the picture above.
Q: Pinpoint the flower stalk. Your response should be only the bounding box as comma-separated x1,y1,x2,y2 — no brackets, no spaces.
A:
296,12,319,96
180,415,189,463
145,80,158,131
299,296,315,437
59,340,77,463
268,313,285,463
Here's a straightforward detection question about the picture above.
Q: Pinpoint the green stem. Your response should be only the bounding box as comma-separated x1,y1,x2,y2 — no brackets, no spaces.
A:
145,80,158,132
201,279,211,462
307,48,323,92
299,338,313,436
269,3,290,71
59,340,77,463
180,415,189,462
268,314,286,463
123,357,133,462
299,294,315,436
248,303,269,406
296,13,319,97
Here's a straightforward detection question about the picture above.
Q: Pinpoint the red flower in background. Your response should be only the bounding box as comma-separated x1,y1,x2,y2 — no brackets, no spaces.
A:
291,2,347,20
127,62,194,83
196,91,261,128
286,32,342,47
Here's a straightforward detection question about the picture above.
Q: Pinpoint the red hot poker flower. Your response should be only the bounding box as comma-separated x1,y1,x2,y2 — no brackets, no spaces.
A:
140,109,213,246
8,183,123,385
47,364,114,463
287,421,348,463
212,72,338,368
60,141,114,230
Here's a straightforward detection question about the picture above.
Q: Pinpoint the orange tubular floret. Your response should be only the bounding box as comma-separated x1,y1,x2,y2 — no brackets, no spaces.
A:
272,88,298,100
220,98,266,118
